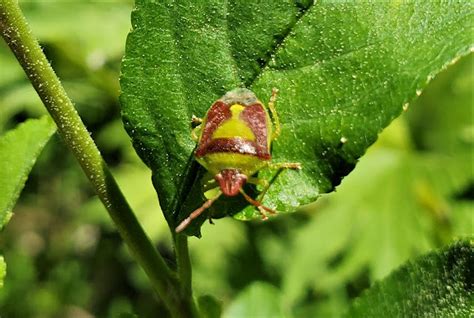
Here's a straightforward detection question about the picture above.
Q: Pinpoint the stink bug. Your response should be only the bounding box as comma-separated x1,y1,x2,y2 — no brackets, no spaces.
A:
175,88,301,233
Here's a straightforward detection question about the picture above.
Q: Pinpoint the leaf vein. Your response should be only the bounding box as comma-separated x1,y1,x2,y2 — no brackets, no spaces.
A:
248,0,316,87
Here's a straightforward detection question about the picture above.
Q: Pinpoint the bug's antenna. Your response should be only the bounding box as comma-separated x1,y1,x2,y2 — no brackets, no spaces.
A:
239,189,276,220
175,191,222,233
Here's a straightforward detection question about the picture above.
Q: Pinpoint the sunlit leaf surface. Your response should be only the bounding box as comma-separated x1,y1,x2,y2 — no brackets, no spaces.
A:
120,1,473,235
0,116,56,230
0,116,56,288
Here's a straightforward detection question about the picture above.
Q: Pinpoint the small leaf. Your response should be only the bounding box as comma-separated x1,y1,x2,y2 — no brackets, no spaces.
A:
408,54,474,153
0,116,55,289
0,256,6,288
198,294,222,318
120,1,473,235
347,239,474,317
0,116,56,230
223,281,285,318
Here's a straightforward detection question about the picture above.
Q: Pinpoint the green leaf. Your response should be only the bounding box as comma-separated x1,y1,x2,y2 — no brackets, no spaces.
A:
0,116,56,230
198,294,222,318
120,1,473,235
347,239,474,317
280,52,474,309
0,256,5,288
282,145,473,306
408,54,474,153
0,116,55,289
189,218,246,296
223,282,286,318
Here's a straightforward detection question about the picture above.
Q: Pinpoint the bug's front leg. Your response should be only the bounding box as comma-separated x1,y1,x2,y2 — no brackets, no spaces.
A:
191,115,203,142
192,115,203,125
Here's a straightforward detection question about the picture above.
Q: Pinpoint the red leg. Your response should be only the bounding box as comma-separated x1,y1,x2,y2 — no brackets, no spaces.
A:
239,189,276,220
175,192,222,233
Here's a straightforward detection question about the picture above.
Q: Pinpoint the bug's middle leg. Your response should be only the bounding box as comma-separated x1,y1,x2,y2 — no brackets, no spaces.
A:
191,128,201,142
248,177,270,202
267,162,302,170
239,188,276,220
251,162,302,202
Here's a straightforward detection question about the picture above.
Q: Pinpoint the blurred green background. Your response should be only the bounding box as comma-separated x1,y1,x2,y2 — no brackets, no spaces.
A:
0,1,472,317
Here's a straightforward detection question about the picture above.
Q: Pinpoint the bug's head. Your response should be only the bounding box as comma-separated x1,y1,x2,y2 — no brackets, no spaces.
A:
215,169,247,197
221,88,258,106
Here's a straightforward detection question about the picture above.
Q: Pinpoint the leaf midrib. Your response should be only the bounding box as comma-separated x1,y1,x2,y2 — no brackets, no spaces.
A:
247,1,316,87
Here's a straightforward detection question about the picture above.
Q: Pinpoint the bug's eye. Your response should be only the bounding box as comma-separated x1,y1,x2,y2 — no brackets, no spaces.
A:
245,97,257,105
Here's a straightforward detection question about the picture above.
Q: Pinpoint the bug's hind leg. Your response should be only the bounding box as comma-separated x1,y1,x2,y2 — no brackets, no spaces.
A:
175,190,222,233
248,177,270,203
239,188,276,220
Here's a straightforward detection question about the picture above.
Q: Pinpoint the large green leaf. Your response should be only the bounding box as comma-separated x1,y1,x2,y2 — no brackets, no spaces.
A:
281,145,473,307
0,116,56,230
120,1,473,235
223,282,285,318
347,239,474,317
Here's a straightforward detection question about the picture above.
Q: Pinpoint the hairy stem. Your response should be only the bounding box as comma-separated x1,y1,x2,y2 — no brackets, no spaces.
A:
0,1,198,317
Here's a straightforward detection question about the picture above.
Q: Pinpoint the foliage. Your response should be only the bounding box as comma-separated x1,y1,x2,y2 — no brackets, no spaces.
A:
0,257,5,288
0,116,56,291
220,240,474,318
347,240,473,317
281,61,474,303
0,117,56,231
0,1,472,317
223,282,285,318
120,0,473,236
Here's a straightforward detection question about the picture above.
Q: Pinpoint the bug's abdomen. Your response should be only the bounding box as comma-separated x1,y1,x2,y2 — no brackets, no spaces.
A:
197,137,270,159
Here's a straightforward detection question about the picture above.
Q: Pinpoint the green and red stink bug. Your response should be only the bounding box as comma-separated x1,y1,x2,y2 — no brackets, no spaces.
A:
175,88,301,233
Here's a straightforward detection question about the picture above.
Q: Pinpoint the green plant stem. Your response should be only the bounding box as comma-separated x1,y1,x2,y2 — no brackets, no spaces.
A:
174,233,200,317
175,234,193,296
0,1,197,317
